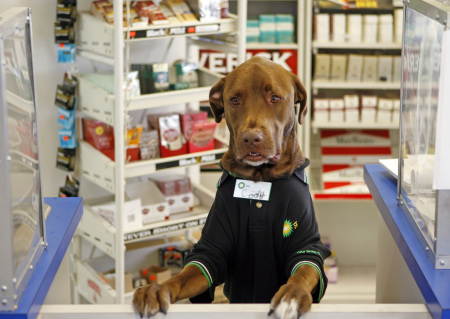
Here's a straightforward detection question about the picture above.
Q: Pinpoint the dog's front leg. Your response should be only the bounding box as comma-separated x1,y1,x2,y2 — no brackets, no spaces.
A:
133,265,209,317
269,264,320,319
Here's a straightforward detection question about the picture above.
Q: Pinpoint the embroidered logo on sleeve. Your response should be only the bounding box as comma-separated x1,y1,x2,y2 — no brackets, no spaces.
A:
283,219,298,238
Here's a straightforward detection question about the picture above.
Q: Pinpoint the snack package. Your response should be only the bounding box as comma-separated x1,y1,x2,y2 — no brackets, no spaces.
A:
149,114,187,157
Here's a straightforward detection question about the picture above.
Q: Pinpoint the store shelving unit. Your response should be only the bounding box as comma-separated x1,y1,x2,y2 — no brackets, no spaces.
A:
304,0,403,195
73,0,247,304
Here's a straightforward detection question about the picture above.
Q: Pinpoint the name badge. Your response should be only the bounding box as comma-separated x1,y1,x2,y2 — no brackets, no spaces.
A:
233,179,272,201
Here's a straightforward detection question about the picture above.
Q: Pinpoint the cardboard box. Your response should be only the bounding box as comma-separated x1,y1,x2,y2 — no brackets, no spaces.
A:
394,9,403,43
378,55,393,82
125,180,170,223
378,14,394,43
246,20,260,43
344,95,360,123
141,266,171,284
393,56,402,82
92,198,143,230
276,14,294,43
346,54,363,81
150,174,194,214
315,13,330,42
314,54,331,80
347,14,362,42
360,95,378,123
259,14,276,43
362,56,378,82
188,121,216,153
329,99,345,122
313,98,329,122
392,99,400,124
100,270,134,293
363,15,378,43
377,98,394,123
331,14,346,42
134,1,170,25
330,55,347,81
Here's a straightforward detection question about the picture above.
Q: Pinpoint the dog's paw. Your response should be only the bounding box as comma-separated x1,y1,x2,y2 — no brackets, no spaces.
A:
133,283,171,317
268,284,313,319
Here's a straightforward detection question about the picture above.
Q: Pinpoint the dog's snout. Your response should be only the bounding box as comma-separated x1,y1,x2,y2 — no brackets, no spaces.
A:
242,129,263,146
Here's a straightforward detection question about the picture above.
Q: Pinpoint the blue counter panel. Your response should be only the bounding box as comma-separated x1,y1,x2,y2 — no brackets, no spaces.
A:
364,164,450,319
1,197,83,319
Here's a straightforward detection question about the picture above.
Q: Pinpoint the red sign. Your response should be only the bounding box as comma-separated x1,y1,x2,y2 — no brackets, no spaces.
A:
199,49,298,75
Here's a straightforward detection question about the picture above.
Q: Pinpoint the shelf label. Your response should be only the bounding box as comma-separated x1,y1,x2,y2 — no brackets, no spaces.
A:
127,24,221,40
124,217,207,241
155,152,224,170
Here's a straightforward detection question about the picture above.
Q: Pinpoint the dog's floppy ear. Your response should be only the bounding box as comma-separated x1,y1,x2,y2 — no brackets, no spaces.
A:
291,74,308,125
209,77,226,123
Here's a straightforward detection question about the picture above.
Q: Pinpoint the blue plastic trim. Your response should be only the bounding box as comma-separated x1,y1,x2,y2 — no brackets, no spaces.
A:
364,164,450,319
0,197,83,319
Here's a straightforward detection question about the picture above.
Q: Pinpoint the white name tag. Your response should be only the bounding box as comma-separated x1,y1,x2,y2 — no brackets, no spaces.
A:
233,179,272,201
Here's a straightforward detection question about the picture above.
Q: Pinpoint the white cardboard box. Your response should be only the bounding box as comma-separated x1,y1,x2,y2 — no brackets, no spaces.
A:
347,14,362,42
92,198,143,231
378,14,394,43
377,98,394,123
363,15,378,43
361,95,378,123
378,55,393,82
344,95,360,123
362,56,378,82
329,99,345,122
346,54,363,81
332,14,346,42
125,180,170,224
314,98,329,122
316,13,330,42
330,55,347,81
314,54,331,80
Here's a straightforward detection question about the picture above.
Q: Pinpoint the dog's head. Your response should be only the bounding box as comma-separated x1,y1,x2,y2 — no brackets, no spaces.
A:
209,56,307,181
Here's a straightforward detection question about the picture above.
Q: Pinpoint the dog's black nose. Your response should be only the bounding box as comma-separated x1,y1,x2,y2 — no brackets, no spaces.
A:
242,129,263,146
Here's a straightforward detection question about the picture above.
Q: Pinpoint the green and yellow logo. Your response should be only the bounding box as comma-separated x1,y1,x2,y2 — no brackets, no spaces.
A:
283,219,298,238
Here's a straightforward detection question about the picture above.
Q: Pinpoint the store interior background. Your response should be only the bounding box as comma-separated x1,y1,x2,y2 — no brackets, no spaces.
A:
0,0,426,307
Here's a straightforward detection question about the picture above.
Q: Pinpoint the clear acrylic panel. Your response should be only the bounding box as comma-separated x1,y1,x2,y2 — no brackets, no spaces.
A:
400,6,444,250
0,7,45,311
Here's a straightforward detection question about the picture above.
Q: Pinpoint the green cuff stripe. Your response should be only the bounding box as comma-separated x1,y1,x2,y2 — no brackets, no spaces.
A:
292,261,324,302
186,262,212,287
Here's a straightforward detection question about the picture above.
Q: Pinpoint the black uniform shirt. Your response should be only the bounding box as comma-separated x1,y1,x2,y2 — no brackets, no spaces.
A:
185,160,331,304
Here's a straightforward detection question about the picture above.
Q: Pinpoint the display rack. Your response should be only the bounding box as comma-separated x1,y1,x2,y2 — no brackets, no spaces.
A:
74,0,247,304
304,0,402,197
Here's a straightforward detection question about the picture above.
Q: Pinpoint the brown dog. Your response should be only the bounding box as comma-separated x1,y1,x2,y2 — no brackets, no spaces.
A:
133,56,330,318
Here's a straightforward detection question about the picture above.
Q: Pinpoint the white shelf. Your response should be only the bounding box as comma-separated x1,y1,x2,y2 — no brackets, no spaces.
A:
313,80,401,90
313,41,402,50
79,141,227,193
246,42,298,50
312,121,399,130
76,12,238,60
321,265,376,304
78,183,214,257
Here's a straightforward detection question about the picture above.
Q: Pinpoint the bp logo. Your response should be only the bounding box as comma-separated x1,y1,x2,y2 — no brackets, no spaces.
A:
283,219,298,238
238,182,245,189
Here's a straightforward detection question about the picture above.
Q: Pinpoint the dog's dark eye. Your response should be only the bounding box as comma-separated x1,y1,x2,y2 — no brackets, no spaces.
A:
230,97,240,106
271,95,281,103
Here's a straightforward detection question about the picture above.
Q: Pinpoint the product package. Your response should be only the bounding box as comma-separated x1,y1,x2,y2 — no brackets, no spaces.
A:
149,174,194,214
139,130,160,160
378,55,393,82
329,98,345,122
315,13,330,42
331,14,346,42
140,266,171,284
175,61,199,88
377,98,394,123
56,147,76,171
363,15,378,43
159,246,191,268
330,55,347,81
186,0,221,21
166,0,198,22
259,14,276,43
93,198,143,230
362,56,378,82
58,175,80,197
134,0,170,25
151,63,170,93
246,20,260,43
125,180,170,223
360,95,378,123
347,14,362,42
148,114,188,158
346,54,363,82
313,98,329,122
343,95,360,123
314,54,331,80
275,14,294,43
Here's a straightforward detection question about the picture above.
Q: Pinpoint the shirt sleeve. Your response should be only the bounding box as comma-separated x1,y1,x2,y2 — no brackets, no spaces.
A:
284,192,331,303
184,188,234,303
